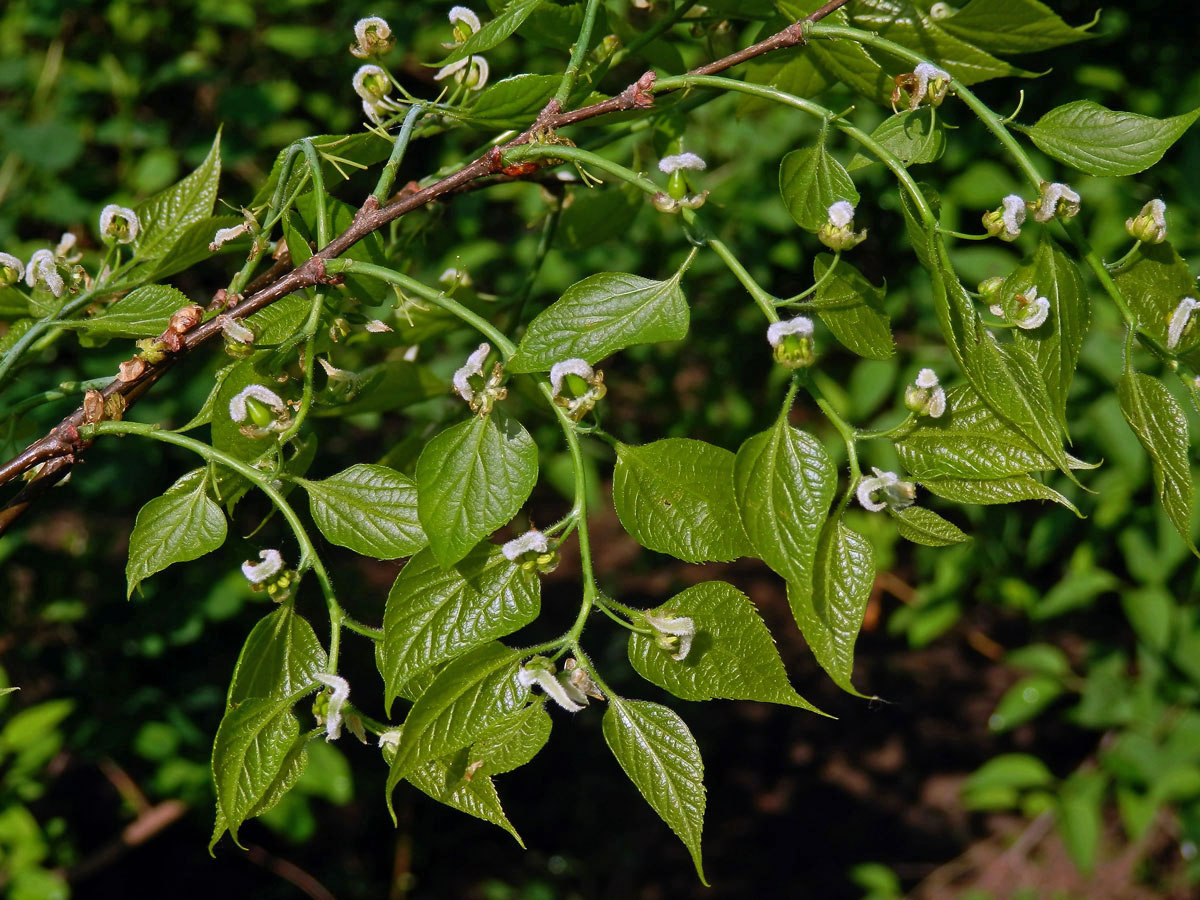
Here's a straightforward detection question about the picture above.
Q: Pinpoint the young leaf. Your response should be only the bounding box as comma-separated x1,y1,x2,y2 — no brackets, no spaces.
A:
1010,236,1090,429
936,0,1096,54
301,464,426,559
126,477,227,597
794,519,875,696
1118,373,1196,554
919,473,1080,513
627,581,821,710
386,643,526,803
135,129,222,260
613,438,753,563
779,142,859,232
210,730,312,854
211,695,304,845
734,416,836,594
1057,770,1108,874
436,0,542,66
227,605,328,708
603,698,707,883
847,108,946,171
889,505,970,547
80,284,193,338
895,385,1065,479
1016,101,1200,176
508,271,688,373
462,74,559,128
381,544,540,713
468,700,552,778
416,412,539,568
407,748,523,844
1113,241,1199,355
809,255,894,359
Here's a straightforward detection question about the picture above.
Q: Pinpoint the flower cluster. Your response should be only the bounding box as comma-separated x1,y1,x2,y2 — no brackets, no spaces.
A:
644,611,696,661
982,194,1027,242
653,152,709,212
349,16,395,59
353,63,408,125
1126,198,1167,244
517,656,602,712
501,528,559,573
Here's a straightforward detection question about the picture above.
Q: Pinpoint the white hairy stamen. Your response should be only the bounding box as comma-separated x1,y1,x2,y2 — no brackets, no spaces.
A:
549,358,594,396
828,200,856,228
314,673,350,741
502,529,549,561
241,548,284,584
209,224,249,252
658,152,707,174
766,316,814,348
452,342,491,402
1168,297,1200,350
1034,182,1080,222
1001,194,1026,238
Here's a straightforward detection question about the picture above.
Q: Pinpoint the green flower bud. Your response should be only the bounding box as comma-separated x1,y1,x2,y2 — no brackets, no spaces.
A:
1125,199,1167,244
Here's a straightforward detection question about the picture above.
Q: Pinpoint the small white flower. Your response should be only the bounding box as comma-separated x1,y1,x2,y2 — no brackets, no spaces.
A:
644,611,696,661
434,55,489,90
25,249,64,297
766,316,814,348
448,6,481,33
229,384,286,422
241,548,284,584
1001,194,1026,240
658,152,707,174
857,467,916,512
209,224,249,252
365,319,393,333
314,673,350,741
1034,182,1081,223
1168,297,1200,350
502,528,549,561
54,232,80,262
915,368,938,389
378,729,401,751
518,664,584,713
828,200,856,229
353,64,390,101
910,369,947,418
99,204,140,244
1017,295,1050,329
549,358,594,397
350,16,393,58
0,251,26,286
452,342,491,403
913,62,951,94
929,2,955,18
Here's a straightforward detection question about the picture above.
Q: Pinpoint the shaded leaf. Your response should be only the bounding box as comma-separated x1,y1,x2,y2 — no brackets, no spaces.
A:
408,749,523,844
126,475,226,597
920,473,1079,513
469,700,552,778
848,108,946,171
82,285,192,338
890,505,970,547
808,254,894,359
779,141,859,232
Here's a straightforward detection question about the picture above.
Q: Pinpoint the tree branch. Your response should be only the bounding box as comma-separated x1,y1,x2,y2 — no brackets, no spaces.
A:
0,0,852,532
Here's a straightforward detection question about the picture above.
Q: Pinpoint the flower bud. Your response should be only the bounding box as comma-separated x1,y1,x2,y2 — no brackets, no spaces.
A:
350,16,395,59
856,467,917,512
353,64,391,102
313,673,350,741
982,194,1026,242
652,192,680,214
168,305,204,334
135,338,169,364
892,63,951,111
447,6,482,45
818,201,867,251
766,316,815,369
644,610,696,661
1032,182,1080,223
99,204,140,245
904,368,946,418
229,384,291,436
977,276,1005,303
1125,199,1167,244
434,55,490,90
25,249,64,297
1168,297,1200,351
549,358,606,421
0,252,24,287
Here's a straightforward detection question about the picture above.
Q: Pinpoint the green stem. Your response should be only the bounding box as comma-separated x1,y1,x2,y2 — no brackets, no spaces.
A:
0,377,110,421
508,203,562,331
276,290,326,444
594,598,652,634
79,420,344,672
779,251,841,306
856,412,915,440
343,615,384,640
707,234,780,322
299,140,329,248
803,375,859,481
326,259,517,358
555,0,602,106
373,103,425,205
500,144,661,197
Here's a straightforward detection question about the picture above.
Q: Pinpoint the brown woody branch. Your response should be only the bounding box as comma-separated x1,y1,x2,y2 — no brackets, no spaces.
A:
0,0,851,533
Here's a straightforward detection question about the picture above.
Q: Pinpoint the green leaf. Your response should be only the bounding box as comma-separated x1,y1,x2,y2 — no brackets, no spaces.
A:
779,141,859,232
469,700,552,777
603,698,707,883
386,643,526,803
462,74,559,128
889,505,970,547
407,748,523,844
126,476,226,597
847,108,946,171
919,473,1079,513
809,255,893,359
557,184,644,250
1057,770,1107,873
771,4,893,104
227,605,327,708
82,285,192,338
1113,241,1199,356
734,415,836,593
508,271,688,373
613,438,753,563
302,464,426,560
135,130,222,260
415,413,539,568
1117,372,1196,554
1010,235,1090,429
628,581,820,710
437,0,543,66
896,386,1065,479
211,695,305,845
936,0,1095,54
1120,586,1173,654
175,362,236,433
1016,101,1200,176
794,519,874,696
988,674,1064,731
380,545,540,714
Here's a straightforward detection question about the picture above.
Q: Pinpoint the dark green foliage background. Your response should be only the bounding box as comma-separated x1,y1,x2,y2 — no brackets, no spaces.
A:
2,1,1200,898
